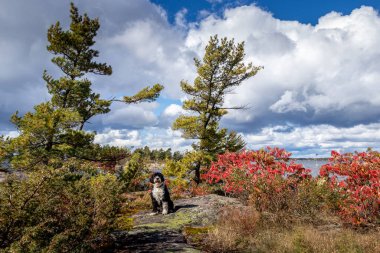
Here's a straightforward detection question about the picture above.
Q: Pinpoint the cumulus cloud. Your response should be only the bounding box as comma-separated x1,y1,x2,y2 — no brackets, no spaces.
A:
1,1,380,155
94,127,192,151
0,0,170,128
103,19,195,98
94,128,141,147
270,91,307,113
142,127,193,151
244,123,380,156
175,8,188,28
158,103,185,127
186,5,380,130
95,102,159,129
162,104,184,117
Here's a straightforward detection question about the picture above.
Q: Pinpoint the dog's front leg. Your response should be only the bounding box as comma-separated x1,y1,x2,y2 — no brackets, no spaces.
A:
150,193,159,215
162,202,169,215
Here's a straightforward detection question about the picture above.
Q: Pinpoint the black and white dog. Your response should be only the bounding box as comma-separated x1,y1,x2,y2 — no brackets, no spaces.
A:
150,172,174,215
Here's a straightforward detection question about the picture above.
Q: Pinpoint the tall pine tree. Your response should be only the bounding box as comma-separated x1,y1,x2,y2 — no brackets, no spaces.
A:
173,35,262,183
9,3,163,169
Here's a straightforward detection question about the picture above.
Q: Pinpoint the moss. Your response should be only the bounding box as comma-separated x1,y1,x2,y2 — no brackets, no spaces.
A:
116,204,143,231
135,211,194,230
166,211,194,227
183,226,210,236
116,215,134,231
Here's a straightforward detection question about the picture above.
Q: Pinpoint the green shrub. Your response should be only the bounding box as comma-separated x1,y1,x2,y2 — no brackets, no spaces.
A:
0,167,122,252
163,151,202,186
163,158,189,188
119,152,150,191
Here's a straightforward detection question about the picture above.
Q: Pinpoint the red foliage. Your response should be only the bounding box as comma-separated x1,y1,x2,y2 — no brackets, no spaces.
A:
202,147,311,196
203,147,379,225
320,150,380,225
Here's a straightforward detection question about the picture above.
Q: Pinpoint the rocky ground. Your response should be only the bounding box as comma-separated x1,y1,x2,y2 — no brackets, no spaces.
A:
110,194,243,253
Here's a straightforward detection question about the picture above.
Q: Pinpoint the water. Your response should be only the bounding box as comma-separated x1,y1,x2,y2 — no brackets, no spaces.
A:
293,159,329,177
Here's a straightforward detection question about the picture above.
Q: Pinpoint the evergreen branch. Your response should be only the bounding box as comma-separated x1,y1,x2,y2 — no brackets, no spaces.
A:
122,84,164,104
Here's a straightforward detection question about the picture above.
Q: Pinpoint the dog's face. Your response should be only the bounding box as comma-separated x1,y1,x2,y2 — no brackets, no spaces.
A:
150,172,165,185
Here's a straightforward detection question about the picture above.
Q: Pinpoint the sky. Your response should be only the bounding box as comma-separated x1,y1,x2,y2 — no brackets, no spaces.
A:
1,0,380,157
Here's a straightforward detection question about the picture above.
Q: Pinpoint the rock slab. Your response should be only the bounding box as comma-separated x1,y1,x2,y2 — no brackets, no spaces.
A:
112,194,242,253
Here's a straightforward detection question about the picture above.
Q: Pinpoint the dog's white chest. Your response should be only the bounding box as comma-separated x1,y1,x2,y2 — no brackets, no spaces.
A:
152,186,164,203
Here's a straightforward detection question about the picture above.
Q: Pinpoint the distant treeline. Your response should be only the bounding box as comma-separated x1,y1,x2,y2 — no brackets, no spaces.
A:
132,146,183,162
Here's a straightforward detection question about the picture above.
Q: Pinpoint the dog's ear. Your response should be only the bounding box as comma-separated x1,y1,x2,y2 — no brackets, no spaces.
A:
159,173,165,182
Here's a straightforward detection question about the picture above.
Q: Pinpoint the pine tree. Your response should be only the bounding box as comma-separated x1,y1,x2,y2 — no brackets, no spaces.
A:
173,35,262,183
222,130,246,153
44,3,163,130
10,102,90,168
120,152,146,190
8,3,163,169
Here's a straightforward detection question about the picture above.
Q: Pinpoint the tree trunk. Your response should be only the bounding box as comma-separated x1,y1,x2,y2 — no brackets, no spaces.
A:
194,161,201,185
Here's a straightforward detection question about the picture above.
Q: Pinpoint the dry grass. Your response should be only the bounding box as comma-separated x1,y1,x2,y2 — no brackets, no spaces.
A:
281,226,380,253
205,206,261,252
122,191,151,210
204,206,380,253
247,179,341,222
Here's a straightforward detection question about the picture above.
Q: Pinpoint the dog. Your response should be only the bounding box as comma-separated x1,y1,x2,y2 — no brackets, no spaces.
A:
149,172,174,215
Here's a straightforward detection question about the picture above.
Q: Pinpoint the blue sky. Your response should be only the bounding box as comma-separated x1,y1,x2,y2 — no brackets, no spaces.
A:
1,0,380,157
152,0,380,24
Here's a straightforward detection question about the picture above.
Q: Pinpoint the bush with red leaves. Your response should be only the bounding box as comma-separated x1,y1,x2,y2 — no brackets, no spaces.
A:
202,147,311,199
320,150,380,225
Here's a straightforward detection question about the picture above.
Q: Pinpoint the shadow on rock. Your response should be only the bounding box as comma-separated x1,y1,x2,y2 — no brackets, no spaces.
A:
174,204,198,212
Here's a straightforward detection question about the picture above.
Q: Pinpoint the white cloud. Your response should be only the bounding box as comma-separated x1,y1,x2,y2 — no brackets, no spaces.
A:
142,127,192,151
94,128,141,147
0,0,173,128
103,17,196,98
94,127,192,151
100,102,159,129
157,103,186,128
175,8,188,28
270,91,307,113
186,5,380,128
162,104,184,117
100,4,380,154
93,122,380,156
0,131,19,138
244,123,380,156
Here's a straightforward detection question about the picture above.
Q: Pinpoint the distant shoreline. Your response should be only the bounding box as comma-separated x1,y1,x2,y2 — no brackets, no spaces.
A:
289,158,329,160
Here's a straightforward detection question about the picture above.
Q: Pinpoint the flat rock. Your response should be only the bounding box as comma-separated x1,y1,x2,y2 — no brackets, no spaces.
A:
111,194,242,253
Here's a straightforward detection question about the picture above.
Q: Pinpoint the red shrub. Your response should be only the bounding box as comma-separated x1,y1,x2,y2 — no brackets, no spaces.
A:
320,150,380,225
202,147,311,198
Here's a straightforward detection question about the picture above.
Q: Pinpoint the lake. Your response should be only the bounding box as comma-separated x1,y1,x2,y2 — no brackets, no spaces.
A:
293,159,329,177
